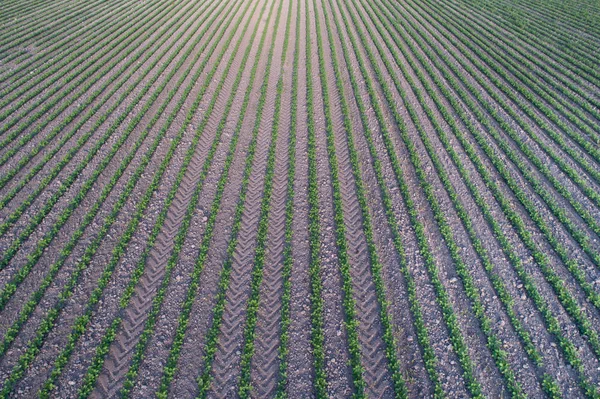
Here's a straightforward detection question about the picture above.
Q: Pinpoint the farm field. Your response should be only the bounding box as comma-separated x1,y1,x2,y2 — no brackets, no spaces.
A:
0,0,599,396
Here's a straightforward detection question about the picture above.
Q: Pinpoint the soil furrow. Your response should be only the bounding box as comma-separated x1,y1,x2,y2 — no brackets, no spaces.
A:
129,2,282,396
246,1,296,393
86,1,270,395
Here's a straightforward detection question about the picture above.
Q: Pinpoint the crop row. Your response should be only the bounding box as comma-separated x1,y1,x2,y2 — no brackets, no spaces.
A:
0,0,208,246
346,5,498,399
0,0,229,392
275,0,301,394
154,0,282,396
303,0,328,394
0,0,168,152
0,0,215,329
0,0,205,274
461,0,600,83
319,0,417,396
0,0,74,28
327,0,446,397
0,0,179,162
347,1,563,396
346,0,523,396
417,0,600,176
0,0,112,61
0,2,118,68
312,0,371,395
236,0,293,395
0,0,208,194
120,1,270,394
0,0,136,93
0,0,208,214
192,3,282,397
396,0,600,286
440,0,600,128
342,0,560,396
364,0,600,394
0,0,238,387
73,0,262,396
381,0,600,355
422,0,600,157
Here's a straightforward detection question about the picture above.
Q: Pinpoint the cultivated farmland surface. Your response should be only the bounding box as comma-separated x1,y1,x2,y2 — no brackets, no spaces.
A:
0,0,599,396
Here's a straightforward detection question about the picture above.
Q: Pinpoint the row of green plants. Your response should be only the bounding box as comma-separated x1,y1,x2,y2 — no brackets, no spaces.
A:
275,0,300,394
0,0,229,390
391,0,600,293
444,0,600,127
348,5,491,399
0,0,171,147
503,0,600,43
35,4,242,387
74,0,262,396
0,0,64,22
0,0,135,94
304,0,327,394
0,0,75,29
0,0,230,388
351,0,565,396
360,0,564,395
369,0,600,394
526,0,600,29
154,0,282,396
425,0,600,148
1,0,125,68
236,0,292,395
391,0,600,321
0,0,207,219
409,0,600,346
312,0,369,395
0,0,157,99
0,0,205,210
0,0,224,364
0,0,171,171
0,0,207,191
194,2,282,397
320,0,413,396
84,8,254,396
341,0,528,396
329,0,445,396
0,0,113,63
0,0,202,269
411,0,600,164
381,0,600,394
0,14,180,179
463,0,600,85
402,0,600,267
422,0,600,162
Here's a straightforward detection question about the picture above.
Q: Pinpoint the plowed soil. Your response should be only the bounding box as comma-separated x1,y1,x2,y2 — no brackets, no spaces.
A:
1,0,600,397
